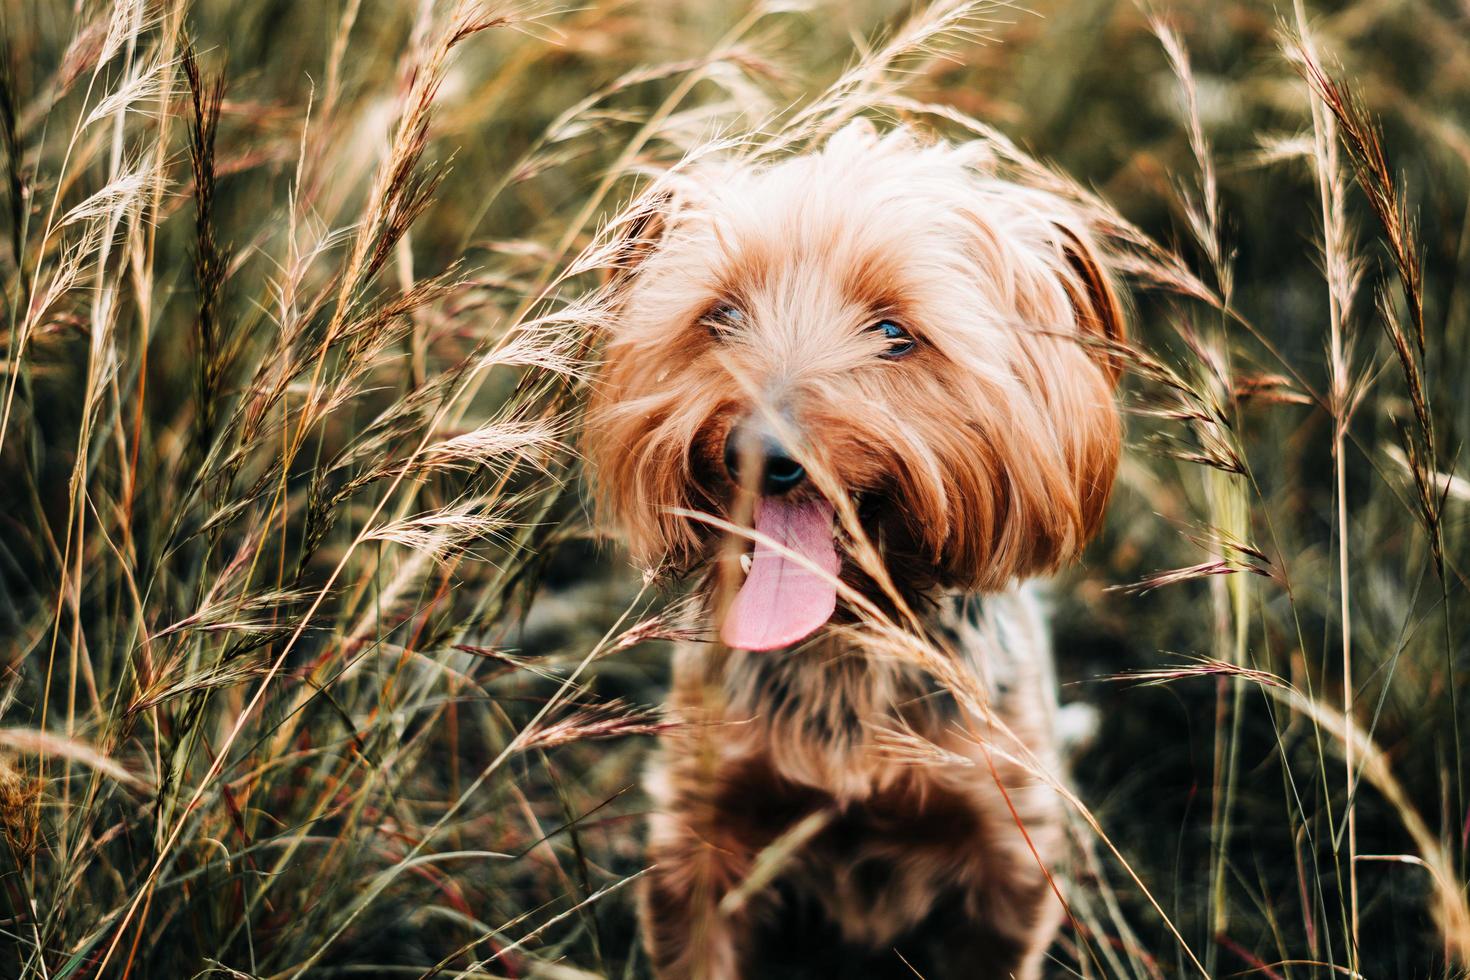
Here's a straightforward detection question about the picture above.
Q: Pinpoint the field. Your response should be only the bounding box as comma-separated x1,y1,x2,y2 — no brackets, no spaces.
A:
1,0,1468,976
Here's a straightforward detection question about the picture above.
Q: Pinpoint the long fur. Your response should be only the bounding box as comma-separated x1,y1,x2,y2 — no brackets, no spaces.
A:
585,121,1126,979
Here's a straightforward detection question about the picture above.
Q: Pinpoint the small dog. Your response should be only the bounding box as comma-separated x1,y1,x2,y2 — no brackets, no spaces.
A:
586,121,1125,979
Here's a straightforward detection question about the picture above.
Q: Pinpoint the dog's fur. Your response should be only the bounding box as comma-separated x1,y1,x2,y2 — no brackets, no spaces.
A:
586,122,1126,979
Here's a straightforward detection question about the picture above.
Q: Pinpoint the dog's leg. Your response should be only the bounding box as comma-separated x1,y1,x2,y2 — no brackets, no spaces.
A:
895,915,1052,980
640,729,833,979
940,782,1065,980
638,806,750,980
639,733,772,980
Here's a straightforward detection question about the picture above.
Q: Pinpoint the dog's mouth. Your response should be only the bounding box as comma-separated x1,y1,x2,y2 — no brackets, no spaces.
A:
720,495,840,652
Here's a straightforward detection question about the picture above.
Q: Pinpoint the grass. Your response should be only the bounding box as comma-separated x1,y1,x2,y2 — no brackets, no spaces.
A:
0,0,1467,976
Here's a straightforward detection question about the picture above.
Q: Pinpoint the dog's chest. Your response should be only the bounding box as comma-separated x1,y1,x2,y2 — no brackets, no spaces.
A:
704,592,1043,798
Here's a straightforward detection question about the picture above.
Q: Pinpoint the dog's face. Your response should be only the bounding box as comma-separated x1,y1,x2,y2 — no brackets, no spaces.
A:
586,123,1125,650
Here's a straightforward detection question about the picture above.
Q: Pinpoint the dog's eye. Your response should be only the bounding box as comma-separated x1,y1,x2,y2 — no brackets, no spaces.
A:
870,319,915,358
703,304,743,339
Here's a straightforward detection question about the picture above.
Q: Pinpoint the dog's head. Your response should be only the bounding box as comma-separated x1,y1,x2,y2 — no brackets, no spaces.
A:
586,122,1126,650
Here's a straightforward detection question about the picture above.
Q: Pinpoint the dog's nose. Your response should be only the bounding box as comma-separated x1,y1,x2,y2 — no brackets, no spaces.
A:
723,420,806,495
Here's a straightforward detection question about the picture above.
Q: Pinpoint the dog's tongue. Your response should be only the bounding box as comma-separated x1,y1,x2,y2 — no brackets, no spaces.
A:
721,497,839,652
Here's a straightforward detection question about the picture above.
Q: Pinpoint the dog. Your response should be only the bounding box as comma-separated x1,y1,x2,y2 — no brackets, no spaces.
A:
585,120,1126,979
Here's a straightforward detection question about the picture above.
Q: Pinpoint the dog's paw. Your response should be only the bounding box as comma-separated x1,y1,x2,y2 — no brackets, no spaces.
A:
1056,701,1100,756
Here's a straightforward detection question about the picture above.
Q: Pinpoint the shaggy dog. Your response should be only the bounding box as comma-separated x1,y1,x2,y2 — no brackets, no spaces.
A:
586,120,1126,979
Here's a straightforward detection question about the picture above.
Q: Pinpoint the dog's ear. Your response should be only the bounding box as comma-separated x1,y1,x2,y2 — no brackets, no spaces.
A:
1049,223,1126,545
605,185,677,300
588,180,692,568
1056,225,1127,385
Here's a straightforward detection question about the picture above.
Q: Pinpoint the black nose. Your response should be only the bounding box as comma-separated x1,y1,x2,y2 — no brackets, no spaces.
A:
723,421,806,495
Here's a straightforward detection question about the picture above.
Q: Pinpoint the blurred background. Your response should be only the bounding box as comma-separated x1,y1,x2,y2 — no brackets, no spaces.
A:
0,0,1467,976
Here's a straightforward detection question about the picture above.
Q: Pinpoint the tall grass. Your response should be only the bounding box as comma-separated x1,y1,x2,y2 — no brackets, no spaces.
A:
0,0,1466,977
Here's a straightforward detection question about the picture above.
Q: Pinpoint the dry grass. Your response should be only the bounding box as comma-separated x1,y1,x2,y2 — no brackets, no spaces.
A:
0,0,1466,977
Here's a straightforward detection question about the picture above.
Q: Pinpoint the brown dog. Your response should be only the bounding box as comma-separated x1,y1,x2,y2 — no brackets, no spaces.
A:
586,121,1125,979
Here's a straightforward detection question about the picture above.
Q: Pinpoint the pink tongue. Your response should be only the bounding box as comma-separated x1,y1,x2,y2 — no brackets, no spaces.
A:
721,497,840,652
